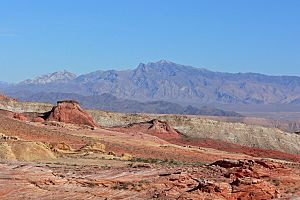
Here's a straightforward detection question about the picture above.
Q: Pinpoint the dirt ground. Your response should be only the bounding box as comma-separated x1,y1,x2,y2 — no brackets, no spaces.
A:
0,112,300,199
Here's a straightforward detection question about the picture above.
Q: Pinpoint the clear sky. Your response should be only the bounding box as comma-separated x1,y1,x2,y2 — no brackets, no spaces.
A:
1,0,300,82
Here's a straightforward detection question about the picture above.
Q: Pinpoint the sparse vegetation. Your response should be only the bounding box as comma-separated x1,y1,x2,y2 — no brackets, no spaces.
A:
131,157,205,167
271,179,280,186
112,180,150,191
112,182,133,190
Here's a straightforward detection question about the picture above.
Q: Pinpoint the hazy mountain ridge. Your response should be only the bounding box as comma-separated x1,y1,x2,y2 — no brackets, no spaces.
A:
20,70,77,85
0,81,9,89
4,60,300,106
9,91,241,117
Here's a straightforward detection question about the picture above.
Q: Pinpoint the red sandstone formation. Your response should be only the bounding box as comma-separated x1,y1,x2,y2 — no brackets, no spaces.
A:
120,119,181,139
0,158,297,199
32,117,45,123
148,119,179,135
44,100,97,127
13,113,28,121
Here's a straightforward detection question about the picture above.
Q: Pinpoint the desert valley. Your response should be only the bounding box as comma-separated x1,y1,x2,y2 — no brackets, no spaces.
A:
1,63,300,199
1,1,300,199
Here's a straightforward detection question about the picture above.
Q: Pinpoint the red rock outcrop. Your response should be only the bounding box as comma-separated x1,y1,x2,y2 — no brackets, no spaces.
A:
148,119,179,135
13,113,28,121
0,94,16,102
119,119,181,139
32,117,45,123
44,100,97,127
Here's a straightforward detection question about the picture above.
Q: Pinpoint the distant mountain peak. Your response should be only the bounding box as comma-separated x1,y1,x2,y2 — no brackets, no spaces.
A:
137,60,176,68
147,60,177,66
156,59,173,65
135,60,180,71
20,70,77,85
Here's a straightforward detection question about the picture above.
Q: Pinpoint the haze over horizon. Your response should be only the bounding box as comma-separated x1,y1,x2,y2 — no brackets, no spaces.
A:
1,0,300,82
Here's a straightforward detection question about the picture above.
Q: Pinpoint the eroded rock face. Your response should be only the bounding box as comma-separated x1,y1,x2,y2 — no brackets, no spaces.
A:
148,119,179,135
79,143,106,153
49,142,72,152
44,100,97,127
122,119,181,139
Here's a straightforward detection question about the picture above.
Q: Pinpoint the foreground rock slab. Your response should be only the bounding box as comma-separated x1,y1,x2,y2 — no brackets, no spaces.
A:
0,158,299,200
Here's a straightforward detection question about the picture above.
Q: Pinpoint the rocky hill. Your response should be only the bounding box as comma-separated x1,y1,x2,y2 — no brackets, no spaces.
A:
1,99,299,156
89,110,300,156
4,60,300,107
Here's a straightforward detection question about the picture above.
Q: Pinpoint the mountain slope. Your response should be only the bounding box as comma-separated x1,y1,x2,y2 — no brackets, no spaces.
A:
0,81,10,90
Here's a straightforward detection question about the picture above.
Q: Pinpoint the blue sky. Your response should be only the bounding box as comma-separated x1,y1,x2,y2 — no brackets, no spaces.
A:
0,0,300,82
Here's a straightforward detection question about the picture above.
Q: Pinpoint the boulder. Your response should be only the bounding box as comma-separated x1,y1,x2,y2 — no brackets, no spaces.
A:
211,159,245,168
32,117,45,123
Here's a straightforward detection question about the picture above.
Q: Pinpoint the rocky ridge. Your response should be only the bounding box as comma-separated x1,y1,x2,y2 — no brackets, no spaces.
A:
90,110,300,156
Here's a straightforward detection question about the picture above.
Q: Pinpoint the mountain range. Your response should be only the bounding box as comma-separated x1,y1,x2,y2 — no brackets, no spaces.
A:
2,60,300,115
